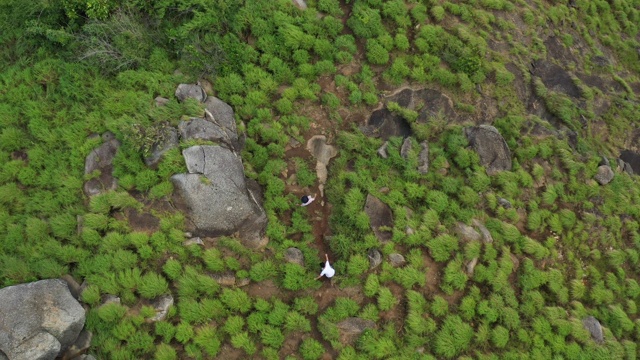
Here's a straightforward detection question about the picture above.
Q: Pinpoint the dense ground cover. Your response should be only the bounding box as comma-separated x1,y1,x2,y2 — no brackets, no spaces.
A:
2,0,640,359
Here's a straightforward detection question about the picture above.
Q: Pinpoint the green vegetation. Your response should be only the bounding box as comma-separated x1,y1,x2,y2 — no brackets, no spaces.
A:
2,0,640,358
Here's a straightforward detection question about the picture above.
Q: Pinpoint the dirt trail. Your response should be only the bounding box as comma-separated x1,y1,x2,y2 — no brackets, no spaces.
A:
284,143,332,257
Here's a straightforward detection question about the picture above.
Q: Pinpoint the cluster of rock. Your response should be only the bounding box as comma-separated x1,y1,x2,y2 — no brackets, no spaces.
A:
168,84,268,249
82,83,268,249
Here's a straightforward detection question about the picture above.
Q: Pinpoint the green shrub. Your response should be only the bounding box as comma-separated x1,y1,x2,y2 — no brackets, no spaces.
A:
221,288,252,313
231,332,256,355
395,33,410,51
364,274,380,297
175,321,194,344
431,6,446,22
162,259,182,280
294,296,319,316
138,272,168,299
347,254,370,277
260,325,285,348
347,3,384,39
459,296,476,321
285,311,311,333
427,234,459,262
49,213,77,239
149,181,173,199
318,0,343,17
223,315,245,336
300,338,324,360
366,39,389,65
394,266,426,289
430,296,449,317
250,260,278,282
97,302,128,323
81,284,101,305
434,315,474,358
491,325,510,348
155,321,175,343
378,287,397,311
154,343,177,360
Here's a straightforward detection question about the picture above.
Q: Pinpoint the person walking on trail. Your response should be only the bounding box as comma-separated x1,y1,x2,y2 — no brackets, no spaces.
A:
300,194,316,207
316,253,335,280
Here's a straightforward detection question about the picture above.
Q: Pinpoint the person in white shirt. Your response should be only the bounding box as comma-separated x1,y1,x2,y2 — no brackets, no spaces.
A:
300,194,316,207
316,253,335,280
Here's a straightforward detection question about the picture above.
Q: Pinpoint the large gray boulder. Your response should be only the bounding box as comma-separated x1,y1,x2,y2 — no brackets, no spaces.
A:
364,194,394,242
171,145,267,248
465,125,512,175
83,132,119,196
0,279,85,360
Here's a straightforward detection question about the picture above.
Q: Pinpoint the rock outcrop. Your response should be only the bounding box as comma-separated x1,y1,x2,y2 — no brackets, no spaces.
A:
171,84,267,249
582,316,604,344
364,194,393,242
336,318,376,344
362,88,456,140
0,279,85,360
284,248,305,267
144,126,178,168
465,125,512,175
83,132,120,196
417,141,429,174
307,135,338,199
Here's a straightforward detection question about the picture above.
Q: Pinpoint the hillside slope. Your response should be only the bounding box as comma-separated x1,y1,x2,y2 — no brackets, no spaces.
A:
1,0,640,359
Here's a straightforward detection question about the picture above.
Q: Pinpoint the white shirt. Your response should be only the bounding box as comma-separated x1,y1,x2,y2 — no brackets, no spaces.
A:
301,196,315,207
319,260,335,278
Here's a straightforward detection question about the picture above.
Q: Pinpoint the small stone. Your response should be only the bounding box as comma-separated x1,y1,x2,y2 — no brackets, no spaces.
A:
211,273,236,286
237,278,250,287
466,257,478,275
101,295,121,306
284,248,305,267
377,141,389,159
400,137,412,159
472,219,493,244
417,141,429,174
150,294,174,322
388,253,406,267
455,222,482,242
175,84,206,103
582,316,604,343
405,226,415,235
594,165,614,185
336,318,376,344
368,249,382,269
183,237,204,246
155,96,170,107
498,198,512,209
